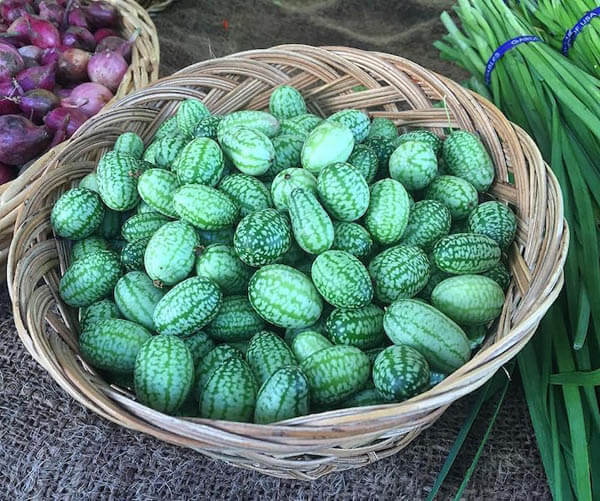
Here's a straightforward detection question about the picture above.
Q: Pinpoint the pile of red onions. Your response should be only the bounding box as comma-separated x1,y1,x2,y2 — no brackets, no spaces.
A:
0,0,133,183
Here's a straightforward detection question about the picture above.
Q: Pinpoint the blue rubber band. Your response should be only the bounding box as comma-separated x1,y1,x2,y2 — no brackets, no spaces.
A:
485,35,542,85
562,7,600,55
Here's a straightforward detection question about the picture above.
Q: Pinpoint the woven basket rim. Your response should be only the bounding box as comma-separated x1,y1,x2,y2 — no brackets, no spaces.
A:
6,45,568,479
0,0,160,271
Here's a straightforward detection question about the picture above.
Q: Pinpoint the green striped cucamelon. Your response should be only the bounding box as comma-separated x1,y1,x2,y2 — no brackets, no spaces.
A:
218,174,272,217
196,227,235,247
79,172,98,192
266,134,305,178
368,245,430,303
59,250,122,307
233,208,291,266
311,250,373,309
220,127,275,176
172,137,224,186
176,98,210,136
149,134,188,169
79,298,120,332
280,113,322,137
205,295,265,342
95,208,122,240
248,264,323,328
153,116,178,141
389,140,438,191
194,344,243,399
425,175,478,220
367,118,398,140
193,115,221,141
288,187,334,255
96,152,145,211
71,236,109,261
418,264,451,301
340,388,387,408
269,85,307,120
120,237,149,272
363,136,396,173
254,366,309,424
400,200,451,252
199,357,257,422
195,244,252,295
136,200,157,215
137,168,180,218
144,220,199,286
325,304,385,349
173,184,239,230
80,318,151,373
432,233,501,274
153,276,222,336
467,201,517,249
316,162,370,222
301,345,370,406
364,179,410,245
275,239,307,267
327,109,371,143
246,331,297,385
271,168,318,211
347,144,378,184
182,331,215,367
383,299,470,373
442,130,494,192
394,130,442,155
114,132,144,159
481,261,511,291
121,212,169,243
51,188,105,239
431,274,505,326
113,271,165,331
291,330,333,362
331,221,373,259
372,345,430,401
301,120,355,175
217,110,280,142
134,335,194,414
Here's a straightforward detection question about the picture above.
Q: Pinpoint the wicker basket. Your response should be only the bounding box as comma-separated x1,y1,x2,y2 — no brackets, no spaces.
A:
7,45,568,480
138,0,178,15
0,0,160,277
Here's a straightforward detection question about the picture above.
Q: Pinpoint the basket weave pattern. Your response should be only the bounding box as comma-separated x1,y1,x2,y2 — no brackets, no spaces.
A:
7,46,567,480
0,0,160,276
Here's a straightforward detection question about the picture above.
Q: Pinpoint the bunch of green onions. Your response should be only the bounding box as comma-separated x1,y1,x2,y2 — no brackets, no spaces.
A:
433,1,600,499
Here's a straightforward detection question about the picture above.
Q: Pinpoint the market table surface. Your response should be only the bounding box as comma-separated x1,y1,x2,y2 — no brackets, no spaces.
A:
1,0,551,498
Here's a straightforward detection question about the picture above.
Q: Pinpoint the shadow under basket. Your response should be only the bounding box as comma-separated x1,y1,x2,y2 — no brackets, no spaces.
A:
7,45,568,480
0,0,161,279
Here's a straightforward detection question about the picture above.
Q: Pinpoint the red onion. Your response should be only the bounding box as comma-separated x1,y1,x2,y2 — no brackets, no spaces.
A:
15,62,55,91
65,1,87,28
57,47,89,82
0,42,24,80
38,1,64,26
95,29,136,62
85,1,118,28
54,85,72,98
1,0,33,24
61,81,111,116
18,44,41,60
6,15,29,43
20,54,37,67
25,14,61,49
0,80,21,114
87,50,126,91
40,46,60,65
62,26,95,51
93,27,117,44
0,114,50,165
0,162,17,184
45,105,85,136
18,88,59,122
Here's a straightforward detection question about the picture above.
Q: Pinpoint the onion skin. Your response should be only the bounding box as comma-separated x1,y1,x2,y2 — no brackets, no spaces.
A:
66,3,87,28
18,44,42,61
62,25,95,51
0,41,24,79
38,1,64,26
0,114,51,165
6,15,30,43
40,46,60,65
0,78,22,114
85,1,118,29
58,47,89,82
44,105,85,136
87,50,126,91
0,0,33,24
15,61,55,91
25,14,61,49
61,81,111,116
93,27,117,44
95,35,131,61
18,88,59,123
